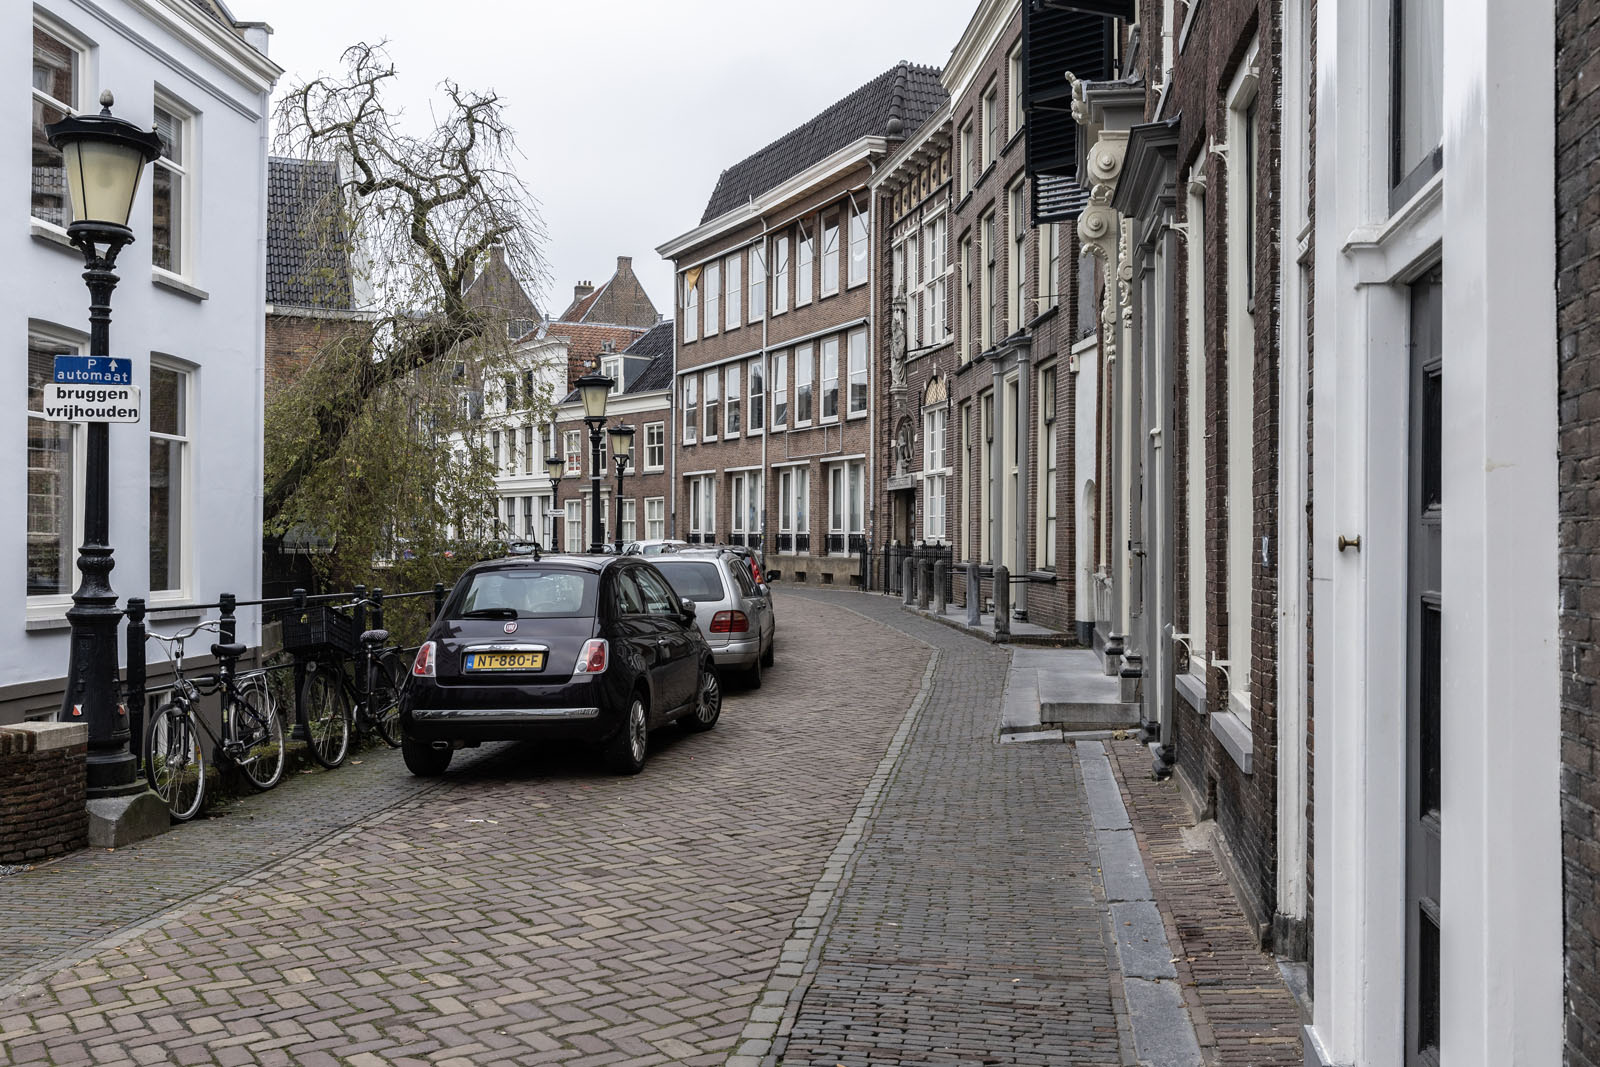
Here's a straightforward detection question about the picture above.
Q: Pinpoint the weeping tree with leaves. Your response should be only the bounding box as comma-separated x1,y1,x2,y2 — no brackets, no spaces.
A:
266,43,552,590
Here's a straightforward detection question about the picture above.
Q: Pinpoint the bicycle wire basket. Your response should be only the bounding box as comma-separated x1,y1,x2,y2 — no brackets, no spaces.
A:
279,602,357,656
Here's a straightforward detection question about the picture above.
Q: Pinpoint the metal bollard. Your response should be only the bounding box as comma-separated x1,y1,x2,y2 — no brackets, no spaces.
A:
966,562,981,626
125,597,146,762
933,559,947,615
917,556,932,610
993,565,1011,637
902,557,916,607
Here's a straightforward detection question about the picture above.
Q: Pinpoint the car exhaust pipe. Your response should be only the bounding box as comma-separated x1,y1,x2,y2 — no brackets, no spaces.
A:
430,741,451,751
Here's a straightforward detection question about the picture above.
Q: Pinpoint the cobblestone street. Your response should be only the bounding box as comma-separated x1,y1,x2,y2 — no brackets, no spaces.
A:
0,589,1301,1066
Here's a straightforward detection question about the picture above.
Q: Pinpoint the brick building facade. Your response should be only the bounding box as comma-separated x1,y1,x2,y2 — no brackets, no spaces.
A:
1559,1,1600,1063
658,63,945,585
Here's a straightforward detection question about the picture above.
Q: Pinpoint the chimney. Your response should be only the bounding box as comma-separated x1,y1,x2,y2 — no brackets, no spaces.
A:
616,255,632,274
574,280,594,301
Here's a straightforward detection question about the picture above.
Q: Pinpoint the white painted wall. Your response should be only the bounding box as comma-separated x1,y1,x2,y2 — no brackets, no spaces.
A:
1308,0,1561,1062
3,0,279,718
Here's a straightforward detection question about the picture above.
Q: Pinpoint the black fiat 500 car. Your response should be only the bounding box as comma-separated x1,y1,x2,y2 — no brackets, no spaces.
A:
401,554,721,776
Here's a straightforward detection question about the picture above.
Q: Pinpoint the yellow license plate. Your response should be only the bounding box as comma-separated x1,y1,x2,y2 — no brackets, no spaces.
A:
466,651,544,671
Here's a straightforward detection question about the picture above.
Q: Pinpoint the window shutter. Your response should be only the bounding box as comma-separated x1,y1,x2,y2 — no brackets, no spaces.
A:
1023,1,1117,223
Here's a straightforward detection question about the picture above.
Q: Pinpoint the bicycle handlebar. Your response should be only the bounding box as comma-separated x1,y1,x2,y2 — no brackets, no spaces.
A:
146,619,221,647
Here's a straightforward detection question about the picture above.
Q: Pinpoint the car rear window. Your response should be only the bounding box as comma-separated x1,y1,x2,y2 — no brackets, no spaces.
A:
453,568,598,618
653,562,726,602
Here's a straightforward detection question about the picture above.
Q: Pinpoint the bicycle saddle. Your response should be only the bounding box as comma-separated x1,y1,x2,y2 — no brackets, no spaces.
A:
210,642,247,659
360,629,390,646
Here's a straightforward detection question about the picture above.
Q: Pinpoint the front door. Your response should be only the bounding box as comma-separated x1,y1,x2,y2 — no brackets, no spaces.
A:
893,489,914,545
1405,269,1443,1066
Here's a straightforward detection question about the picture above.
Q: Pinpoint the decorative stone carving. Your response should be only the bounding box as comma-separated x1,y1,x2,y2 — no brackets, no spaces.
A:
889,292,907,392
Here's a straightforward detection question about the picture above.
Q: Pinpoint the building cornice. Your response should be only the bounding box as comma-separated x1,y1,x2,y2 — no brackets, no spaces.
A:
943,0,1021,107
1111,118,1181,220
657,137,889,262
871,103,954,194
131,0,282,89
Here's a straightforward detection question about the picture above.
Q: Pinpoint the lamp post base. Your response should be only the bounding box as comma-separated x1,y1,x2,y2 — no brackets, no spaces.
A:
86,786,170,848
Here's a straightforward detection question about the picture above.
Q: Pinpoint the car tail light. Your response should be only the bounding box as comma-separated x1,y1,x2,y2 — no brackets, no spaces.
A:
412,641,436,678
574,638,608,674
710,610,749,634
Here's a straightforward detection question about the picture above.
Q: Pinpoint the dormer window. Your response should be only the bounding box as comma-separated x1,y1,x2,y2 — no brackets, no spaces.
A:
601,355,623,394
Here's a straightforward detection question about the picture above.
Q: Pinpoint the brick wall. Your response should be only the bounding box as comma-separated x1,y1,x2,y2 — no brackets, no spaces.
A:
1557,1,1600,1061
265,312,365,401
0,722,87,865
1162,0,1284,943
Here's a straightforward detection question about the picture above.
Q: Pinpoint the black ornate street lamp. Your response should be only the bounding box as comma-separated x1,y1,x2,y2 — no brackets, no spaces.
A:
608,424,635,552
544,452,564,552
47,92,162,800
575,373,615,552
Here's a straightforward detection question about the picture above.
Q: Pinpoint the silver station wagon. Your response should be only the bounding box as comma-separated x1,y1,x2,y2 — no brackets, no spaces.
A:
650,549,776,687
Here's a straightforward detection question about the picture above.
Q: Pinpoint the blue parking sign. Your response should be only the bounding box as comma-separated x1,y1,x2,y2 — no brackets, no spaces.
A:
53,356,133,386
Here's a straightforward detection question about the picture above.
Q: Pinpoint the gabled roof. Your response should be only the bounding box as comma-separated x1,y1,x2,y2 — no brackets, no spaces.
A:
700,61,947,224
629,349,674,394
622,320,673,363
266,157,353,311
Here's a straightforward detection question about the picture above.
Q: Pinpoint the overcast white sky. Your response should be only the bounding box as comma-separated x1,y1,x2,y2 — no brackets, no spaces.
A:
258,0,978,320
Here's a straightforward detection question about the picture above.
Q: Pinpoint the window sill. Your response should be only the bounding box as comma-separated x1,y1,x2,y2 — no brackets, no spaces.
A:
1210,705,1253,774
847,411,868,421
153,269,208,301
1175,671,1208,715
24,613,72,633
30,220,77,255
820,288,840,300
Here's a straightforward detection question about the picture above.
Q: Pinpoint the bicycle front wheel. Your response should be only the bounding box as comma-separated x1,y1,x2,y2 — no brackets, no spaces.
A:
145,703,206,821
369,651,406,748
300,663,351,768
235,686,286,790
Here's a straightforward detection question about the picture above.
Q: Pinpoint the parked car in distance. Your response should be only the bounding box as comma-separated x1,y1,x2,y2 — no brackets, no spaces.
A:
651,549,776,687
704,543,767,586
401,554,722,777
623,538,690,557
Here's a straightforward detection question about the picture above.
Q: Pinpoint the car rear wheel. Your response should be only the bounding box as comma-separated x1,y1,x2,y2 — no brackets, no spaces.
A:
760,637,775,668
402,740,452,777
605,693,649,775
745,654,762,689
681,663,721,733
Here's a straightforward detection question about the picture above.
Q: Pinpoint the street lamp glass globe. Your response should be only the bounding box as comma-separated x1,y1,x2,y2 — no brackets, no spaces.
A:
576,373,614,419
544,455,564,477
608,423,635,458
46,94,163,230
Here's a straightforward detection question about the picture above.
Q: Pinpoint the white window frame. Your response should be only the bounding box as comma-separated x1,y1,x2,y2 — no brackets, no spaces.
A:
689,474,716,542
981,212,997,350
847,329,868,417
731,474,747,536
773,351,789,429
906,232,922,346
682,274,699,343
959,119,975,198
1008,42,1025,138
1184,170,1208,672
703,261,720,338
773,235,790,314
1010,181,1028,334
682,375,698,444
1036,363,1057,570
924,405,948,544
1039,221,1060,310
749,358,766,434
820,214,841,296
925,212,948,342
620,498,638,544
645,496,665,540
778,466,810,553
30,16,84,231
151,95,195,281
601,355,623,394
564,429,582,476
725,253,742,330
960,234,974,363
565,499,583,553
522,424,535,475
703,369,719,442
725,363,742,438
794,344,814,427
982,83,1000,170
26,326,86,614
820,336,840,423
796,222,814,305
644,421,665,472
749,242,767,320
1224,40,1260,722
848,207,869,288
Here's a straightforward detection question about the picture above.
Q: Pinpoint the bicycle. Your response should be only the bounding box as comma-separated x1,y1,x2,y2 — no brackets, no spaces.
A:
296,602,407,768
142,620,287,821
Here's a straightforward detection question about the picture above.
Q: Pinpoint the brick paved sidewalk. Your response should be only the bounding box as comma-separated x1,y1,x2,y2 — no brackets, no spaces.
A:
0,595,930,1067
769,589,1128,1066
1104,739,1304,1064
